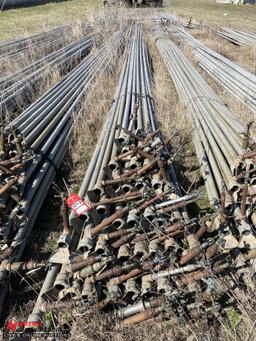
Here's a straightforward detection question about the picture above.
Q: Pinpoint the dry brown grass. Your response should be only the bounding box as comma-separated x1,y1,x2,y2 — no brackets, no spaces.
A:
67,294,256,341
69,311,195,341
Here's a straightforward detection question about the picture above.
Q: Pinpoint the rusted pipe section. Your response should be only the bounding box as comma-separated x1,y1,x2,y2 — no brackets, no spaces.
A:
159,198,199,213
111,233,135,248
120,306,163,326
115,149,135,161
136,193,164,211
179,240,212,265
58,198,72,247
240,150,256,160
106,228,134,240
0,176,18,195
70,255,102,273
0,246,15,262
0,164,13,174
116,125,145,142
91,208,127,236
135,148,156,161
118,268,143,282
118,296,164,319
178,263,229,286
94,191,143,206
102,159,158,187
94,265,126,282
1,260,45,273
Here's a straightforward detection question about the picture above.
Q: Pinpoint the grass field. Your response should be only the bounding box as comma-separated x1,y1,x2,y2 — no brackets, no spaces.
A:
0,0,101,40
0,0,256,41
168,0,256,29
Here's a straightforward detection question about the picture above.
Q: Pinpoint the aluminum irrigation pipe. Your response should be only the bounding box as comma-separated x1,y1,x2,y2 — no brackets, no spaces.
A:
218,27,256,46
175,28,256,117
3,30,125,138
0,24,75,58
156,36,246,203
0,31,92,89
0,27,128,314
0,33,68,67
0,34,94,119
156,36,256,249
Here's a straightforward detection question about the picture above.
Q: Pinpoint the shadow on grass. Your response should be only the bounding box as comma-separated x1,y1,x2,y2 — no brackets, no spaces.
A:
0,0,72,11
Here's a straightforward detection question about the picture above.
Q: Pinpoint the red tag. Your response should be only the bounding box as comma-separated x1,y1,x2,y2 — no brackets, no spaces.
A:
66,193,92,216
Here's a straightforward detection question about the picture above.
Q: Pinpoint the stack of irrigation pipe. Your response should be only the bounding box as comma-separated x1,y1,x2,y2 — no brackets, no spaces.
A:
156,34,256,284
0,25,76,62
173,27,256,116
22,24,187,329
19,25,253,334
0,27,127,314
0,33,94,119
218,27,256,46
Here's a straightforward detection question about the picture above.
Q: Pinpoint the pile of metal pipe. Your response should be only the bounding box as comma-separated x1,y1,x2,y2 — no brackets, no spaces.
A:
25,23,185,328
0,27,127,314
0,33,94,118
157,36,244,202
174,27,256,115
21,25,256,334
0,25,75,60
218,27,256,46
157,35,256,249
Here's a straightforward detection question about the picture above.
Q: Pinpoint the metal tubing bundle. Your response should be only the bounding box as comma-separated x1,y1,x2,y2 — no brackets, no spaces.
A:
218,27,256,46
157,37,256,252
0,34,94,118
0,25,75,60
176,28,256,115
0,28,127,313
157,36,248,202
26,23,190,327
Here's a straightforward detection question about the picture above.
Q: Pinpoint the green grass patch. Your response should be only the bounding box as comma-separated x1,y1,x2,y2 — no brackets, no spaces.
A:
0,0,101,41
